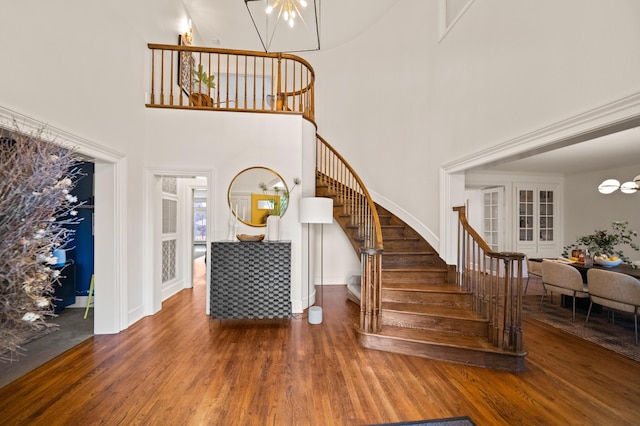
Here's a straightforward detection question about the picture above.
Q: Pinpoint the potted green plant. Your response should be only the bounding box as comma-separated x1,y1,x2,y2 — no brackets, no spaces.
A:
258,178,299,219
258,178,300,241
562,221,639,268
190,64,215,107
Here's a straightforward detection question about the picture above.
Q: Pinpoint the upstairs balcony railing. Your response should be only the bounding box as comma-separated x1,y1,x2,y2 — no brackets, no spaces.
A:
453,206,525,354
146,44,315,121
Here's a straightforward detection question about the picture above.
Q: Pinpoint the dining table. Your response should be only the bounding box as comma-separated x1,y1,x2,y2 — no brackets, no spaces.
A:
530,258,640,281
530,258,640,311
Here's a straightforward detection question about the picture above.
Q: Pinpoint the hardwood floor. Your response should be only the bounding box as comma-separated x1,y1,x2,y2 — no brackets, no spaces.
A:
1,260,639,425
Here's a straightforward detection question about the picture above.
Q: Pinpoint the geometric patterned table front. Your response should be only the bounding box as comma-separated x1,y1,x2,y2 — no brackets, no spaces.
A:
210,241,292,319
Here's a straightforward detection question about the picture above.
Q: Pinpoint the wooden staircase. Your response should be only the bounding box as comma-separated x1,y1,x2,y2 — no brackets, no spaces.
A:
317,179,527,371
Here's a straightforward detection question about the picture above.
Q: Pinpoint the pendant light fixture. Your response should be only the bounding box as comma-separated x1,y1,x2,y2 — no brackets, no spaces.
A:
245,0,320,53
598,175,640,194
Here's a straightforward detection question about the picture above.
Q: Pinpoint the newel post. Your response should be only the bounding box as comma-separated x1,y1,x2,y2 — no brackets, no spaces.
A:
360,247,383,333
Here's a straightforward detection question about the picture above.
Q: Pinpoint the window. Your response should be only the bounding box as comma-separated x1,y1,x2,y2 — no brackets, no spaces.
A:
193,189,207,242
482,187,504,252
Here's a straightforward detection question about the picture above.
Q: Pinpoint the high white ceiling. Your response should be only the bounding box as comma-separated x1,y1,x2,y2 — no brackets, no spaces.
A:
183,1,640,177
184,0,400,51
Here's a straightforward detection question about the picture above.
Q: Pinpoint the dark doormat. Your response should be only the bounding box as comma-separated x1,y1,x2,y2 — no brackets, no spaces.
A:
369,416,476,426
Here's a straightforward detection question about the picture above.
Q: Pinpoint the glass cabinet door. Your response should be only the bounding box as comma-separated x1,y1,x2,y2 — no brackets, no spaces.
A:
515,185,558,257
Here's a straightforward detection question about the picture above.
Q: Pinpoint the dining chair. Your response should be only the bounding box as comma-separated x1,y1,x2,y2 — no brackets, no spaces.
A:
525,257,542,295
586,268,640,345
541,260,589,321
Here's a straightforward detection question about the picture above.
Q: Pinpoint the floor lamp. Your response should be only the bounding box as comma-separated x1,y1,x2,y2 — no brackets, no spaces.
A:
299,197,334,324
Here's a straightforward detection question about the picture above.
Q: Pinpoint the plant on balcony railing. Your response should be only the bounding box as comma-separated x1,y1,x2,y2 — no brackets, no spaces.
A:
147,44,316,120
190,64,216,107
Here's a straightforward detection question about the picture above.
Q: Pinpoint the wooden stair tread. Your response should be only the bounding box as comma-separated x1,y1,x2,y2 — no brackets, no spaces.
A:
376,326,515,354
382,302,482,320
383,251,436,255
382,282,469,292
383,265,449,272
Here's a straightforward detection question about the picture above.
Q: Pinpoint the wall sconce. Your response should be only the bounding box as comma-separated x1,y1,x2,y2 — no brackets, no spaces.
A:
183,18,193,45
598,175,640,194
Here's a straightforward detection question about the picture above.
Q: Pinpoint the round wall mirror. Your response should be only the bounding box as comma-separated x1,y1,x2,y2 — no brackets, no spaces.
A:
228,167,290,227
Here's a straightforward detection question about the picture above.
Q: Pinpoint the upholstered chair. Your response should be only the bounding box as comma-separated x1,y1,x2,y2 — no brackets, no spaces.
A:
525,257,543,295
586,268,640,345
541,260,589,321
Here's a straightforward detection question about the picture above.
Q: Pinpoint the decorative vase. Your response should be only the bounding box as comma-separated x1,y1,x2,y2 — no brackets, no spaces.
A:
227,210,237,241
266,215,280,241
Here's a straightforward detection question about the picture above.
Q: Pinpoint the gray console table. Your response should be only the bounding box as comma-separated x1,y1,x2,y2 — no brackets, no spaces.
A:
210,241,292,319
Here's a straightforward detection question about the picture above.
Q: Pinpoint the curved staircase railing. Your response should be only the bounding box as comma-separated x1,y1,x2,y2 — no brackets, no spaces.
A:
316,135,384,333
453,206,525,353
146,44,315,121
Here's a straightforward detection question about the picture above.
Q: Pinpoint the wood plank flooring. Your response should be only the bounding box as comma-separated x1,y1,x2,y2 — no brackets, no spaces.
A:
0,260,639,425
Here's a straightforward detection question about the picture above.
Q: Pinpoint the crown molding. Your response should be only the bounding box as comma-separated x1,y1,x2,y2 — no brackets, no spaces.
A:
442,90,640,173
0,105,125,162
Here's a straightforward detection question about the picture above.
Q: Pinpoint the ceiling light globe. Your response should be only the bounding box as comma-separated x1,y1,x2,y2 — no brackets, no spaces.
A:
598,179,620,194
266,5,273,14
620,181,639,194
300,0,308,7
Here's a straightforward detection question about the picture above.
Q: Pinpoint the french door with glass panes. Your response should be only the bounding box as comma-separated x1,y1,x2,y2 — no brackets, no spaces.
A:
481,187,504,252
514,186,559,258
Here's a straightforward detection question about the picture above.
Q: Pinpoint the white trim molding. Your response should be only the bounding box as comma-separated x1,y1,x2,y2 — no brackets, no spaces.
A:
0,105,125,162
143,168,215,318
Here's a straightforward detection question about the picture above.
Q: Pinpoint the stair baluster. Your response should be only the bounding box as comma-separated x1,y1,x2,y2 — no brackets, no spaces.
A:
453,206,525,353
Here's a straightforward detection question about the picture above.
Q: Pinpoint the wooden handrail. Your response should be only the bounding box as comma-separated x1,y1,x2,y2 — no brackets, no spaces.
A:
146,44,315,121
316,134,383,333
453,205,525,353
316,135,383,251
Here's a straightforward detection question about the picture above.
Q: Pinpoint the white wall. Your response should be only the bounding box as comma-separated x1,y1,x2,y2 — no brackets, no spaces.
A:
564,164,640,261
306,0,640,250
144,109,359,311
0,0,196,330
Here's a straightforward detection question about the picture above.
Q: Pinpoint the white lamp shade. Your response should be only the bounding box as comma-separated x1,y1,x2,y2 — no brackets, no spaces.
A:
299,197,333,224
598,179,620,194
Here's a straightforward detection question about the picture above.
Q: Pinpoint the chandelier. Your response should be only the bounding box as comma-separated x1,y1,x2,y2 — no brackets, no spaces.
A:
598,175,640,194
267,0,308,28
245,0,320,53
